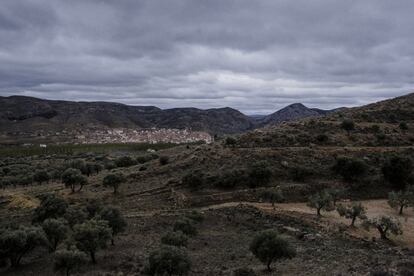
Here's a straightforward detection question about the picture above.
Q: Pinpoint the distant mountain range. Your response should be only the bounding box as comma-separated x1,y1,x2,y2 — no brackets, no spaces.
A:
0,96,342,137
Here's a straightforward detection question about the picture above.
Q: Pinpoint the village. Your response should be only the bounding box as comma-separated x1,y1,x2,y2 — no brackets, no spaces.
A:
4,127,214,146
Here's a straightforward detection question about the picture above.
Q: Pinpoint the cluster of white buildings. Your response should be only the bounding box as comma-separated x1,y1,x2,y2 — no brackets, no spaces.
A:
75,128,213,144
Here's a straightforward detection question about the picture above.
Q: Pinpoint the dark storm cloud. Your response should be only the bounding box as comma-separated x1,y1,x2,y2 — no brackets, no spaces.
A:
0,0,413,114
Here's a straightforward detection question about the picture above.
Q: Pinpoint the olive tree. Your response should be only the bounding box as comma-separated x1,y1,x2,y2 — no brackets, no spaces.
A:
336,203,367,226
42,218,69,251
98,206,127,245
54,246,87,276
64,206,88,229
73,219,112,263
362,216,402,240
326,187,347,206
33,170,50,185
307,190,335,217
103,173,125,194
62,168,88,193
0,226,47,267
341,119,355,135
249,230,296,272
33,194,68,223
388,188,414,215
146,245,191,276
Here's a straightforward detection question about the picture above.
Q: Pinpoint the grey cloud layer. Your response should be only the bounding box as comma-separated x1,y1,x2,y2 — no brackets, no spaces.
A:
0,0,413,114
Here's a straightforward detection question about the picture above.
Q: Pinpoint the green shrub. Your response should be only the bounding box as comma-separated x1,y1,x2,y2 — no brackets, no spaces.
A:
332,157,367,182
115,156,136,168
159,156,169,165
146,246,191,276
182,171,204,190
173,218,197,237
382,156,412,190
248,161,272,188
161,231,188,247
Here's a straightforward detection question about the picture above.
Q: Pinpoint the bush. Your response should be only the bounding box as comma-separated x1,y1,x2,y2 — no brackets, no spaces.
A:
362,216,402,240
33,194,68,223
115,156,136,168
260,189,283,207
173,218,197,237
182,171,204,190
289,166,313,182
33,170,50,185
307,190,335,217
146,246,191,276
54,246,87,276
382,156,412,190
136,155,155,164
213,170,246,189
233,267,257,276
159,156,169,166
315,134,329,143
161,231,188,247
399,122,408,131
332,157,367,182
224,137,237,147
341,119,355,135
103,173,125,194
73,219,112,263
0,226,48,267
248,161,272,188
249,230,295,272
185,210,204,224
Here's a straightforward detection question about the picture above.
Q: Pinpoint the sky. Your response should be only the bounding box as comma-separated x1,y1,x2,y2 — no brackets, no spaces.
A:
0,0,413,114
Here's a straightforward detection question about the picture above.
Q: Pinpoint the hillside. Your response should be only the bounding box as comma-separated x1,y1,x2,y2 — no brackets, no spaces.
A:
239,92,414,148
0,96,344,144
0,96,254,138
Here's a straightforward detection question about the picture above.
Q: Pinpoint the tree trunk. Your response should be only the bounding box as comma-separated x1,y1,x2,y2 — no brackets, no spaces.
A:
267,260,272,272
90,251,96,264
399,205,404,215
378,226,388,240
351,216,356,227
317,207,322,217
78,184,83,192
111,238,115,246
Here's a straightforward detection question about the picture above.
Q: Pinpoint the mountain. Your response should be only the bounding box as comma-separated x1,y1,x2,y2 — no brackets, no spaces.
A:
260,103,342,125
239,92,414,148
0,96,254,136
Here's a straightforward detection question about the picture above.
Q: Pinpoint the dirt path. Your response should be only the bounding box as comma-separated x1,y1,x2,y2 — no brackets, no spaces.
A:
125,199,414,248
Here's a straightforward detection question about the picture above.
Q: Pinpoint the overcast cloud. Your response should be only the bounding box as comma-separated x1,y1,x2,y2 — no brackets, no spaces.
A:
0,0,413,114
